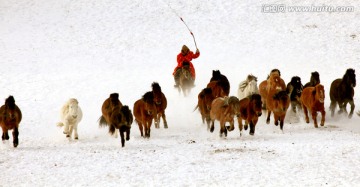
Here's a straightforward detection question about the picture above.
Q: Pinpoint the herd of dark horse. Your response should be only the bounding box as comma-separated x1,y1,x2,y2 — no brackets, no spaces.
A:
0,68,357,147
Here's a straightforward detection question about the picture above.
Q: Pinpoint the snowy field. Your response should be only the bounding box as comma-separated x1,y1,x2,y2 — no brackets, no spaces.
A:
1,0,360,186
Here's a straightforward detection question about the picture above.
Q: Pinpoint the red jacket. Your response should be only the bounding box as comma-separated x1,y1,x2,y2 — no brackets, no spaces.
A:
173,51,200,79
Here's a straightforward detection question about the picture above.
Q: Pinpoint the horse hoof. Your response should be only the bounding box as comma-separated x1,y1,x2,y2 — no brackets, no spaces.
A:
75,137,78,140
126,137,130,141
249,132,254,136
66,135,70,138
164,125,168,129
244,125,248,130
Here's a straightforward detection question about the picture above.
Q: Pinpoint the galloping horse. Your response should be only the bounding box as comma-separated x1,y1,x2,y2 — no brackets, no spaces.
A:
0,96,22,147
237,94,262,136
178,62,194,96
195,88,215,130
99,93,133,147
210,96,240,137
286,76,303,113
151,82,168,128
259,69,286,109
57,98,83,139
304,71,320,88
133,91,157,138
330,68,356,118
209,70,230,96
207,80,228,98
266,91,290,131
301,84,326,128
237,74,259,100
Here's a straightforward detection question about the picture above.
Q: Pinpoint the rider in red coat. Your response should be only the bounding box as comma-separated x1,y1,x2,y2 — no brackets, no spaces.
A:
173,45,200,87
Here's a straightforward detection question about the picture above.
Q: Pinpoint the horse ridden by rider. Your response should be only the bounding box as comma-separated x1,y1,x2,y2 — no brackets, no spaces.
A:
173,45,200,88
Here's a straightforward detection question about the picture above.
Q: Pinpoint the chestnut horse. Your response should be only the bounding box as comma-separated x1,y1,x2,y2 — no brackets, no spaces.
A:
0,96,22,147
286,76,303,113
237,94,262,136
209,70,230,96
151,82,168,128
207,80,228,98
259,69,286,109
99,93,133,147
300,84,325,128
329,68,356,118
133,91,157,138
303,71,320,88
266,90,290,131
194,88,215,130
178,62,194,96
210,96,240,137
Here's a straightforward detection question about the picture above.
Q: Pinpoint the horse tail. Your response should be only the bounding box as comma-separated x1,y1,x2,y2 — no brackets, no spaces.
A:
98,116,108,127
193,105,199,112
57,122,64,127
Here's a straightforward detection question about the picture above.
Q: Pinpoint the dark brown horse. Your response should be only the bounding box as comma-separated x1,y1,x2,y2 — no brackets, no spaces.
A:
303,71,320,88
301,84,326,128
151,82,168,128
0,96,22,147
266,90,290,131
209,70,230,96
210,96,240,137
133,91,157,138
194,88,215,130
237,94,262,136
330,68,356,118
99,93,133,147
178,62,194,96
286,76,303,113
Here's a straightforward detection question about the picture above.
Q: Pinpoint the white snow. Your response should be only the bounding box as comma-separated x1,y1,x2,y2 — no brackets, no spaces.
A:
1,0,360,186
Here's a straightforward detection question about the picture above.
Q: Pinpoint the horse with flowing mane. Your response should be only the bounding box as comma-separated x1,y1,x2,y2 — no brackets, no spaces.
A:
237,94,262,136
286,76,303,113
0,96,22,147
99,93,133,147
210,96,240,137
178,61,194,96
133,91,157,138
329,68,356,118
57,98,83,139
237,74,259,100
301,84,326,128
151,82,168,128
195,87,215,130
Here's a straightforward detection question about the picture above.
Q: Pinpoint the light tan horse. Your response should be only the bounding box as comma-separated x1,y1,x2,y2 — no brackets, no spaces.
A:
57,98,83,139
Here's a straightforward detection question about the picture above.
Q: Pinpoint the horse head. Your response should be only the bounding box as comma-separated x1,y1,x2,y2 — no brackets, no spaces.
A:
67,98,79,119
344,68,356,88
4,96,17,119
151,82,163,105
223,96,240,116
249,94,262,117
314,84,325,103
268,74,283,91
310,71,320,86
142,91,156,116
272,91,290,112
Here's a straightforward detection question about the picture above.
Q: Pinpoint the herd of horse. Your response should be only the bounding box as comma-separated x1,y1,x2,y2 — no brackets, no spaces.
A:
0,68,357,148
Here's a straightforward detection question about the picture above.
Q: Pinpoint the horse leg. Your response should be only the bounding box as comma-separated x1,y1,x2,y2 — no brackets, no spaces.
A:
274,115,279,126
311,110,318,128
279,117,284,131
219,121,226,137
126,127,130,141
68,124,74,138
119,128,125,147
303,105,310,123
349,100,355,118
320,109,326,126
249,121,255,135
138,122,144,137
2,129,9,140
329,100,336,117
226,119,235,131
266,110,271,124
155,114,160,129
210,121,215,133
13,127,19,147
291,101,297,113
73,123,79,139
237,118,243,136
63,121,70,137
162,113,168,129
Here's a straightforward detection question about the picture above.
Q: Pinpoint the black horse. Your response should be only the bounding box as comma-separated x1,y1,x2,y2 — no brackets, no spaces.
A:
209,70,230,96
303,71,320,88
329,68,356,118
286,76,303,113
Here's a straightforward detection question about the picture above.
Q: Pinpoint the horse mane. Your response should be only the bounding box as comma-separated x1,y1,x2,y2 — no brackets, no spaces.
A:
5,96,16,109
310,71,320,84
291,76,301,85
211,70,222,80
151,82,162,93
68,98,78,105
247,74,257,82
343,68,356,85
249,93,261,101
224,96,239,106
142,91,154,104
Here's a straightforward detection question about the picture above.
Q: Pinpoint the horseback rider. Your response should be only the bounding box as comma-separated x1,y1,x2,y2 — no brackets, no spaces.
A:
173,45,200,87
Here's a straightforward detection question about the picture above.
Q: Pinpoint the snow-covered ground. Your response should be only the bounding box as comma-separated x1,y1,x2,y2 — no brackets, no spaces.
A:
1,0,360,186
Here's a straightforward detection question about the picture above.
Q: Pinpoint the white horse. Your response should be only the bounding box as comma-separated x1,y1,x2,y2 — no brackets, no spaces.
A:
57,98,83,139
237,74,259,100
